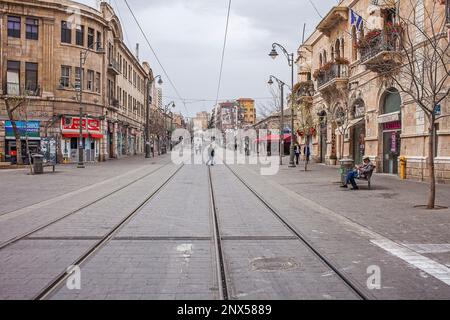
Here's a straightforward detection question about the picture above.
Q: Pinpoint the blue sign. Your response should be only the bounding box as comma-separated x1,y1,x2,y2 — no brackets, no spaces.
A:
5,121,40,139
434,104,441,116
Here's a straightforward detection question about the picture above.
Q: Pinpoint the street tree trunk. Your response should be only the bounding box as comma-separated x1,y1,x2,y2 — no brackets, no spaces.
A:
427,114,436,209
5,100,24,165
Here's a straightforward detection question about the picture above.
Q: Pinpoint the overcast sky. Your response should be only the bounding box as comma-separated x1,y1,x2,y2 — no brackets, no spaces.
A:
77,0,338,118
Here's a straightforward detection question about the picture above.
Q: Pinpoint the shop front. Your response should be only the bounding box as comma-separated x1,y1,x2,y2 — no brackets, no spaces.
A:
61,116,103,163
4,121,41,164
379,89,402,175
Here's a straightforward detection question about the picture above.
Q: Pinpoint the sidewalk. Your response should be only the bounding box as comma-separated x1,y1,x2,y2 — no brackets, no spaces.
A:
240,161,450,264
0,155,170,216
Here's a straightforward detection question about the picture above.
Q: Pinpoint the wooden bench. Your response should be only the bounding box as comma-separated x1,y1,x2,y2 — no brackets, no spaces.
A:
356,166,376,189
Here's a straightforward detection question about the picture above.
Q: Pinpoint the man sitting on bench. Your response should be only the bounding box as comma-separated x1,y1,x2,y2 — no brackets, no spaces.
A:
341,157,375,190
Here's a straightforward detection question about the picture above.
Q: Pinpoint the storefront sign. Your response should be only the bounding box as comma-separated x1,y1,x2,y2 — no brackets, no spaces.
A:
391,131,397,153
378,112,400,124
61,116,103,139
383,121,402,131
5,121,40,140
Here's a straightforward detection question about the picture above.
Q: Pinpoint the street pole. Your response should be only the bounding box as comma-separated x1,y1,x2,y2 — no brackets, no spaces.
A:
78,52,85,169
145,81,151,158
289,52,296,168
280,84,284,166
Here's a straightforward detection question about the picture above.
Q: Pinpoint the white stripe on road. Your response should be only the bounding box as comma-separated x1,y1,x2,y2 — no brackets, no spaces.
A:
403,244,450,254
372,240,450,285
239,165,450,287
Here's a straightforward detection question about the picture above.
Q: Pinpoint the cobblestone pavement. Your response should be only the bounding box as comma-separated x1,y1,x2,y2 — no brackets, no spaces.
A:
0,155,450,300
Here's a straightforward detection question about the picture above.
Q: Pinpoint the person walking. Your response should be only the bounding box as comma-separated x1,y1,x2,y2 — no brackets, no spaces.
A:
303,144,311,171
206,144,215,166
294,144,301,165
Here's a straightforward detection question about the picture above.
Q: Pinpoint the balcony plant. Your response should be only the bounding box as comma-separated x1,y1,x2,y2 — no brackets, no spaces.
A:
334,57,350,65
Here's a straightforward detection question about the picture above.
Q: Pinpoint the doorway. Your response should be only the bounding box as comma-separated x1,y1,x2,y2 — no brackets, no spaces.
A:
353,123,366,165
383,130,401,175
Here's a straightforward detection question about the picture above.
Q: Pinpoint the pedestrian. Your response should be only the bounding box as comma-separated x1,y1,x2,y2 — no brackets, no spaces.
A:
206,144,215,166
294,144,301,165
303,144,311,162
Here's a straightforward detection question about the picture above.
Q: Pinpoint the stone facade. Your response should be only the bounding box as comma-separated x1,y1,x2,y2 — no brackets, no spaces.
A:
296,0,450,183
0,0,156,163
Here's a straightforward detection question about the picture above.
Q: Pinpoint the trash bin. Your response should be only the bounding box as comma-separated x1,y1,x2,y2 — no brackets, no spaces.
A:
32,154,44,174
339,159,355,185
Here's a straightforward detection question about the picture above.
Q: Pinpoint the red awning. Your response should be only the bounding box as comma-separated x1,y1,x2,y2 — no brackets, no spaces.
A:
62,133,104,139
256,134,292,143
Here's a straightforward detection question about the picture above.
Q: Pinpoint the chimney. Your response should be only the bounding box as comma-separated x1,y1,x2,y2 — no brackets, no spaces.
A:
136,43,140,62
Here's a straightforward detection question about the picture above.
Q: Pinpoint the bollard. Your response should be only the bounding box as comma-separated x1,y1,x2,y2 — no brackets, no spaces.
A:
399,156,406,180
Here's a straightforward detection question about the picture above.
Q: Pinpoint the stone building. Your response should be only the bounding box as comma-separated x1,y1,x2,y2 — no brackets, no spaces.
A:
0,0,157,164
296,0,450,182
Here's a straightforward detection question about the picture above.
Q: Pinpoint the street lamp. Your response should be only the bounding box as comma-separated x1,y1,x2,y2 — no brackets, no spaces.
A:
269,42,296,168
268,75,286,166
162,101,175,154
146,75,163,158
78,41,104,168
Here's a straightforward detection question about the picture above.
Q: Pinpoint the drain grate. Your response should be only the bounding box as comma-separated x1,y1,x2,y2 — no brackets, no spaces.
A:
250,257,300,272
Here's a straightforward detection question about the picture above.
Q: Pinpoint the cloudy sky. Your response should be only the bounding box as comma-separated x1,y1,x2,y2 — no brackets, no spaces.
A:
78,0,339,118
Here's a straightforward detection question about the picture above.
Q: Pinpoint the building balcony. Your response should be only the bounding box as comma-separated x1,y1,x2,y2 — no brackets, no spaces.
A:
316,6,348,37
359,31,402,73
107,58,120,75
294,81,315,104
316,63,349,93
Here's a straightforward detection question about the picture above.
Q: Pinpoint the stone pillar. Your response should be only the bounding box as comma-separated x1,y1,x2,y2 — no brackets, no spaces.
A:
41,18,55,98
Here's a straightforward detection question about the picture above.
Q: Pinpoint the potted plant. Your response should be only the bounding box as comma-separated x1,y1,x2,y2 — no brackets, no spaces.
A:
335,57,350,65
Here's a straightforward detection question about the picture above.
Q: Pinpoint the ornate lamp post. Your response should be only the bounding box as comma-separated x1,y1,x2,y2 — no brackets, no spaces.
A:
269,43,296,168
78,41,104,168
268,75,287,166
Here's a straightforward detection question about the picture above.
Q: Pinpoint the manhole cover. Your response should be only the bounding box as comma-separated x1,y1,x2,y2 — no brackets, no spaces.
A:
250,258,300,272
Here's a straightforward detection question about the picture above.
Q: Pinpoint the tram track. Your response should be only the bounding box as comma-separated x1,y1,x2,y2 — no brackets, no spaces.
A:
207,166,229,300
222,163,371,301
0,162,171,251
34,164,185,300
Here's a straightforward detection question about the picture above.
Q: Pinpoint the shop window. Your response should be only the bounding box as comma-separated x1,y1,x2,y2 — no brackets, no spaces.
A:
76,25,84,46
26,18,39,40
88,28,95,48
61,21,72,44
7,60,20,95
25,62,38,94
70,138,78,150
8,16,21,38
60,66,71,88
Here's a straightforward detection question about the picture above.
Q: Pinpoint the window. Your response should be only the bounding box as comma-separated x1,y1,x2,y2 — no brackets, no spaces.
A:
8,16,21,38
26,18,39,40
87,70,94,91
88,28,94,48
25,62,38,94
75,67,83,90
7,61,20,95
60,66,71,88
95,72,101,93
123,59,127,77
61,21,72,44
123,90,127,108
128,66,132,83
128,95,132,113
76,25,84,46
96,31,102,50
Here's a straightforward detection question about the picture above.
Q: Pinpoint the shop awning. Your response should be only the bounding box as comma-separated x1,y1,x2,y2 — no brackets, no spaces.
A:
256,134,292,143
335,117,364,134
62,133,104,139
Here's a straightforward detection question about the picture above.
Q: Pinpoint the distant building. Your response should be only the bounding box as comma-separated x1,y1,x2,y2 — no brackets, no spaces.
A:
237,98,256,126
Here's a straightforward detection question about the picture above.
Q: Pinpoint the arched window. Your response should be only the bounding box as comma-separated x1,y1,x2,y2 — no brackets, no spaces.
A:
335,39,341,59
319,53,323,67
351,26,357,61
340,38,345,59
323,51,327,63
383,88,401,114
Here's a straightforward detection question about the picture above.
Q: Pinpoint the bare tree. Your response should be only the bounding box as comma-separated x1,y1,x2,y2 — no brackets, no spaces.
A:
366,1,449,209
4,96,26,165
257,85,283,119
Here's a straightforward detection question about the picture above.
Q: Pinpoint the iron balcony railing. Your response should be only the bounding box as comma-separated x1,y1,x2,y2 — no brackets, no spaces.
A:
317,64,348,88
360,32,401,63
108,58,120,74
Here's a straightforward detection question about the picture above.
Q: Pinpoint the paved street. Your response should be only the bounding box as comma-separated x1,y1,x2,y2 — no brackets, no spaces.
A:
0,155,450,300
